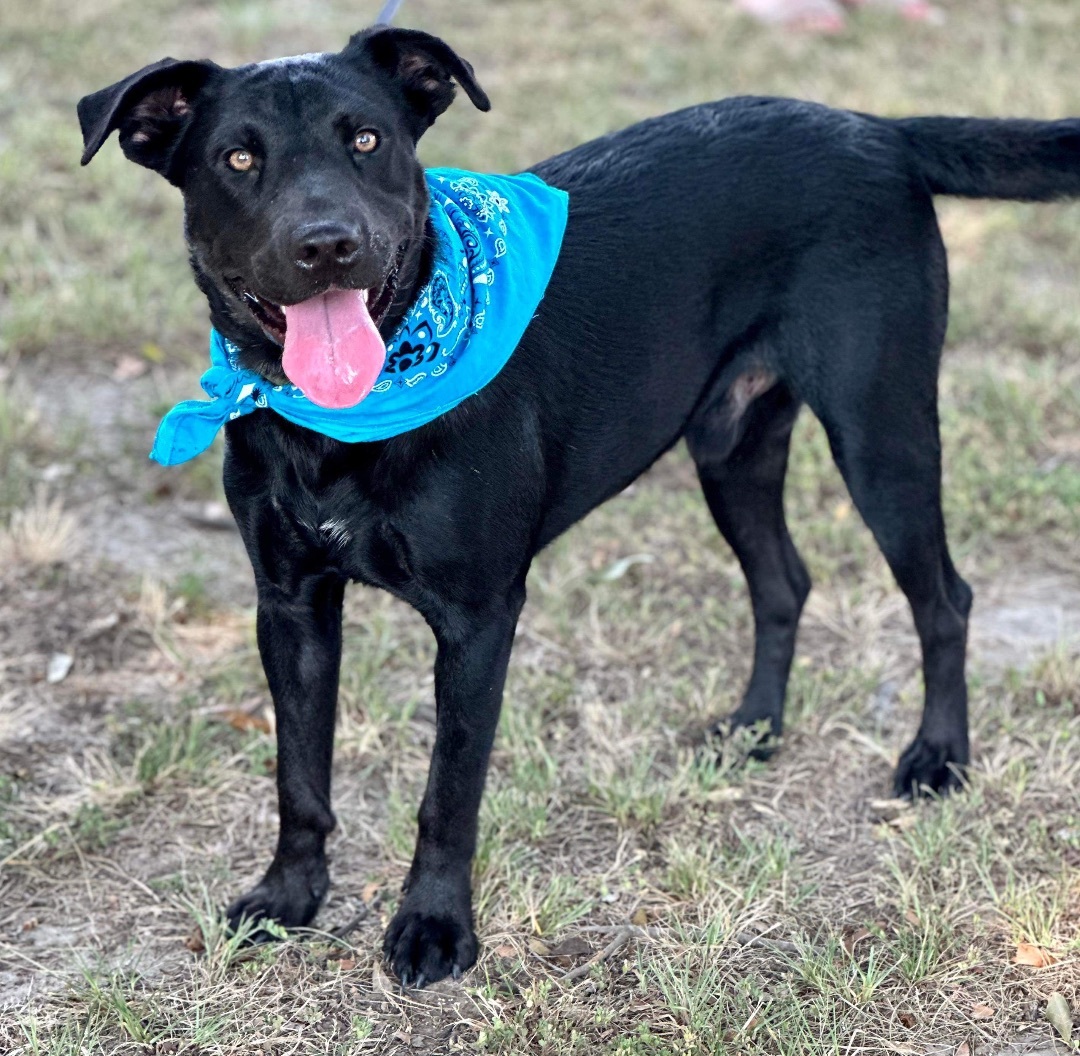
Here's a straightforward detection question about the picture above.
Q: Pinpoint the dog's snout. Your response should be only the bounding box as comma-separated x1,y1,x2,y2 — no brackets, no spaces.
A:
291,222,363,273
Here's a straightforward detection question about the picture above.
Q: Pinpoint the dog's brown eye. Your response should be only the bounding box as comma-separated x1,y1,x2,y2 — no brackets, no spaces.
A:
227,149,254,172
353,130,379,154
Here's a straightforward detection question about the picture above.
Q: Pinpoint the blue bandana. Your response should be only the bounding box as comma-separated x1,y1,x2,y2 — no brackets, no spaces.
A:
150,168,568,465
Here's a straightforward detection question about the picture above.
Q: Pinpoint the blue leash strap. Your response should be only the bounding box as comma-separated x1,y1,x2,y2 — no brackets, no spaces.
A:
375,0,404,23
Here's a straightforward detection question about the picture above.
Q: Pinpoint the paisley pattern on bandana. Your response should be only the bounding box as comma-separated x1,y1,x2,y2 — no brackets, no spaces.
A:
149,169,568,466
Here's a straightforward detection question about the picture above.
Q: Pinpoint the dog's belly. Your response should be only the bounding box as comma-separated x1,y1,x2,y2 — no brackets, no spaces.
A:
510,97,914,540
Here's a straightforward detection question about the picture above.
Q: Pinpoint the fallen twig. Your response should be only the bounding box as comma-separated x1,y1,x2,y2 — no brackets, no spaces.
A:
328,907,371,940
571,923,809,959
733,930,804,955
562,925,638,982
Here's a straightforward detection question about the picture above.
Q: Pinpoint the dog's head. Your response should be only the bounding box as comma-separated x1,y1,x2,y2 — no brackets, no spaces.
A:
78,28,489,406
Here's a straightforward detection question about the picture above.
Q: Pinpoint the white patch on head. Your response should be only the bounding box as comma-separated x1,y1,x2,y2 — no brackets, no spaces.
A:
255,52,330,71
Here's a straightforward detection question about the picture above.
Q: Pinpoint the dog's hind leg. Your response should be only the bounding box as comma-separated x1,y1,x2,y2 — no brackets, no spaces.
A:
815,393,972,796
791,257,973,796
687,381,811,756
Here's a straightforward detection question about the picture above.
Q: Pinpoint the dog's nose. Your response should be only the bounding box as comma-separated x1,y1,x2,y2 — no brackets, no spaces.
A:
291,222,363,272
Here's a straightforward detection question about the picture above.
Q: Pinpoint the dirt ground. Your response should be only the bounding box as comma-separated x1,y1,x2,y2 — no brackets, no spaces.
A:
1,0,1079,1054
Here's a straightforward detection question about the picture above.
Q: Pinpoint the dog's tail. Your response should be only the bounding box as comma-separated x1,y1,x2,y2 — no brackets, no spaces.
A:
889,116,1080,201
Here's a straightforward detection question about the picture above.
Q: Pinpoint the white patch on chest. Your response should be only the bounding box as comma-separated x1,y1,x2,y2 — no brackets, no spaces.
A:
319,519,352,548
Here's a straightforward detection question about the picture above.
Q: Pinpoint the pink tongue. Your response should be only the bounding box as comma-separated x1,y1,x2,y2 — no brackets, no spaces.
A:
281,288,386,409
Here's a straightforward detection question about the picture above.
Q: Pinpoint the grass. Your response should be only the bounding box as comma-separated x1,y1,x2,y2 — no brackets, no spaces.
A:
1,0,1080,1053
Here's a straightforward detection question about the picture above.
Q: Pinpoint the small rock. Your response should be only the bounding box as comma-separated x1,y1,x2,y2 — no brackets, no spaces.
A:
40,463,72,483
112,354,148,381
182,501,235,531
46,653,73,684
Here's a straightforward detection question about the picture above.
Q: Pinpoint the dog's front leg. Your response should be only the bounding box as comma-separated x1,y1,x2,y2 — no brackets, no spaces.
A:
383,588,524,987
226,573,345,934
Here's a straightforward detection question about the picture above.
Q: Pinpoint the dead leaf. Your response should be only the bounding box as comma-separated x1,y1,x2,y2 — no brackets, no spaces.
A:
493,944,517,958
544,936,592,959
1045,992,1072,1044
528,938,551,956
184,927,205,954
600,553,654,581
361,882,380,903
897,1011,916,1029
868,797,910,821
630,907,649,927
1014,943,1057,968
705,786,744,804
225,709,271,734
79,613,120,641
887,812,918,831
371,962,395,995
955,1042,970,1056
336,958,356,971
904,909,920,927
842,926,872,956
970,1003,994,1020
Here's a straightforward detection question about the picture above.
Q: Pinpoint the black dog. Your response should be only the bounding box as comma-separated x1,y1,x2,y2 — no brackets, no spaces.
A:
78,26,1080,986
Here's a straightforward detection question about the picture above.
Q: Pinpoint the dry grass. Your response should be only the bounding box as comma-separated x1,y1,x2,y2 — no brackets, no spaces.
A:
0,490,80,567
1,0,1080,1053
1,478,1078,1055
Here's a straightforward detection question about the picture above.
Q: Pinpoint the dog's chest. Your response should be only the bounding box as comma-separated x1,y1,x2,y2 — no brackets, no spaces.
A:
265,482,411,591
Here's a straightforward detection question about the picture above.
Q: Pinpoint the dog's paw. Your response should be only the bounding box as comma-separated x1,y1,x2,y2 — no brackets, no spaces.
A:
383,900,477,988
893,732,968,798
225,857,329,938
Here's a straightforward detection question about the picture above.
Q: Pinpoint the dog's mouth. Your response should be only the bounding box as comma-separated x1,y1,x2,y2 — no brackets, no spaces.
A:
229,269,400,345
233,285,288,344
226,266,400,409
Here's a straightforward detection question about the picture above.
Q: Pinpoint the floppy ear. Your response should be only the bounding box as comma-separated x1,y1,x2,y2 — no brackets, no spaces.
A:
78,58,218,178
344,26,490,132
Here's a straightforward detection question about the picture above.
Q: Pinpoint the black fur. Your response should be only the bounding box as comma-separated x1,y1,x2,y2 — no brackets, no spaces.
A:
78,28,1080,987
